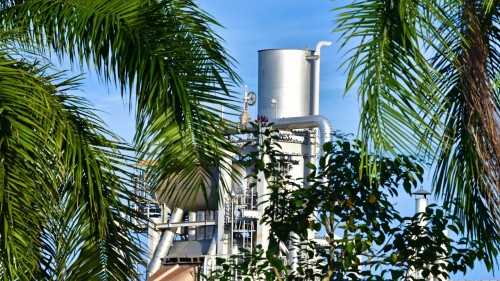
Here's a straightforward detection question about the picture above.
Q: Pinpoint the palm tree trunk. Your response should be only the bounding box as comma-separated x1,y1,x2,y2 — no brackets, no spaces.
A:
460,0,500,218
460,0,500,198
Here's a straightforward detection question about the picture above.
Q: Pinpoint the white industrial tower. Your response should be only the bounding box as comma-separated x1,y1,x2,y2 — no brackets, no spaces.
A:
139,42,333,281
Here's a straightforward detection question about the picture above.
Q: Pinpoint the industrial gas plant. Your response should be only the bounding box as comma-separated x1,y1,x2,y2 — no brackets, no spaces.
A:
138,41,340,280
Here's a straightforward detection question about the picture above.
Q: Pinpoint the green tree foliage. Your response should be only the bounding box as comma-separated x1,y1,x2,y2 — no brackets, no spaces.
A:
208,126,487,280
0,0,238,280
0,50,142,280
333,0,500,261
0,0,240,205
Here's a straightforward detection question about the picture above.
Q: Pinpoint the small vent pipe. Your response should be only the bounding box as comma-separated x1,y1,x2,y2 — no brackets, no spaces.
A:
311,41,332,116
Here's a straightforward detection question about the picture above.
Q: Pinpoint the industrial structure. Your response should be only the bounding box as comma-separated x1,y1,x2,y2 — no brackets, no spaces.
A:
127,39,492,281
136,42,334,280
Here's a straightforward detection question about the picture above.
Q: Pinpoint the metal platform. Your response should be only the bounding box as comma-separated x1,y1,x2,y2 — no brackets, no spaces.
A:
162,240,212,264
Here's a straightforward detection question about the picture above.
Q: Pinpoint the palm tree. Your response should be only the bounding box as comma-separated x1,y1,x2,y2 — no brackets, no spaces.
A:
0,0,238,279
335,0,500,266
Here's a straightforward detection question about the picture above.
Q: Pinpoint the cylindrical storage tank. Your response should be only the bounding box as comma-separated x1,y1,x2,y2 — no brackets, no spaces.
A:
258,49,314,119
155,167,218,212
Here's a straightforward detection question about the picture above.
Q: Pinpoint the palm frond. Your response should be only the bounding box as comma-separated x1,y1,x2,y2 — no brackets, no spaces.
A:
0,51,143,280
335,0,500,264
334,0,446,175
429,0,500,262
0,0,241,208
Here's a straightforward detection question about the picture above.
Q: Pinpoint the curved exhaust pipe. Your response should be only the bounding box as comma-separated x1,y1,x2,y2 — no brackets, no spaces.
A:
270,115,332,157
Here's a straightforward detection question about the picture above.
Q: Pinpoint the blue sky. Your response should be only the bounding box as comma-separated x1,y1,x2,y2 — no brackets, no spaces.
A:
66,1,496,279
198,1,361,136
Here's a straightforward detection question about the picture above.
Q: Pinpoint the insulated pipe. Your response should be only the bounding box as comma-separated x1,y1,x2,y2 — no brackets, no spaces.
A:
270,115,333,157
207,232,218,256
206,210,215,240
197,211,206,240
188,212,197,241
289,233,300,272
311,41,332,116
202,233,218,277
147,208,184,278
415,198,428,227
409,190,430,279
229,115,332,162
271,115,332,272
433,229,449,281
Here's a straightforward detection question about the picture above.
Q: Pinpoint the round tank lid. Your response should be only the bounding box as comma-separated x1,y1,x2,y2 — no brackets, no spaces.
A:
412,187,431,198
258,48,311,52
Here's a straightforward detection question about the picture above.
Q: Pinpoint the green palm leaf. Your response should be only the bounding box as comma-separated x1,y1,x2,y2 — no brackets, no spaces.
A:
0,0,240,279
335,0,500,265
0,0,240,207
0,46,143,279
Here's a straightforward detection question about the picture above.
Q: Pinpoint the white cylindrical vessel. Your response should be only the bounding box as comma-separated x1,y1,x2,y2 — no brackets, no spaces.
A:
258,49,314,119
156,167,218,212
415,198,427,227
415,198,427,213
